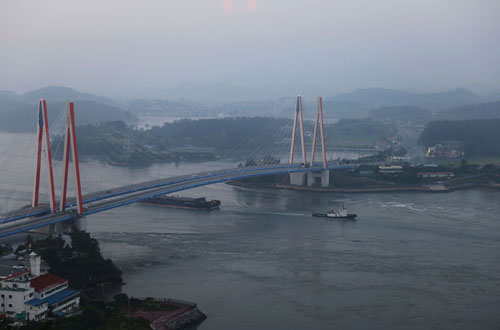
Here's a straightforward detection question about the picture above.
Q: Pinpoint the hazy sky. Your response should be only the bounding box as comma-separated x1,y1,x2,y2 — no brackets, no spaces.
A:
1,0,499,96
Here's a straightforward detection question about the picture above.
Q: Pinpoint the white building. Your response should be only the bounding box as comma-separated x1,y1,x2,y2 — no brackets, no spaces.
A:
378,165,404,173
0,252,79,321
0,271,40,320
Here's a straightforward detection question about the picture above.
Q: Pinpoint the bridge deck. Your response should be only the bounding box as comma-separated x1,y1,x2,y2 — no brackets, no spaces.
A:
0,163,355,238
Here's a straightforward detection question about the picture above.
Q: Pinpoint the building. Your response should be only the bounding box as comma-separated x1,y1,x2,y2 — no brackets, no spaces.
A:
0,252,79,322
25,273,80,318
0,271,38,321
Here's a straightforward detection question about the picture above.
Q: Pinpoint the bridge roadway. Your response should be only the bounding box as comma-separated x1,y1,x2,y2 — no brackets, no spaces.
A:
0,163,356,238
1,163,316,224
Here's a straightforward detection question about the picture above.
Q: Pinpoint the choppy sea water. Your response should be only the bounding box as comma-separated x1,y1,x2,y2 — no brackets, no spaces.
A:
89,185,500,330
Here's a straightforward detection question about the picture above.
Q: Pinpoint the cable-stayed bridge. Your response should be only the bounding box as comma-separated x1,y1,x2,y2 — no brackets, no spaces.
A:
0,96,358,238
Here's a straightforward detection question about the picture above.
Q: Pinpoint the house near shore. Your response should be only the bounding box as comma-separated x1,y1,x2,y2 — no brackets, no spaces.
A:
0,252,80,321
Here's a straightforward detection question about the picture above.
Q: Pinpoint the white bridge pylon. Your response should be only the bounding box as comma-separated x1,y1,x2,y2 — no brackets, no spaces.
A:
289,96,327,169
289,95,307,165
310,97,327,169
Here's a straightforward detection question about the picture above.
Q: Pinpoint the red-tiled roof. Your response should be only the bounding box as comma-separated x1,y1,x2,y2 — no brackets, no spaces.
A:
30,273,67,292
0,271,29,282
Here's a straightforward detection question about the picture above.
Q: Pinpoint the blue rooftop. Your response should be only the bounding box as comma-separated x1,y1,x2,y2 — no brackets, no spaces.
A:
25,288,79,307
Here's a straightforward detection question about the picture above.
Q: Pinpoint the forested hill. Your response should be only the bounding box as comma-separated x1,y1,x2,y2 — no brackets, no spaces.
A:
0,100,137,132
69,117,396,165
418,119,500,156
146,117,290,150
435,101,500,120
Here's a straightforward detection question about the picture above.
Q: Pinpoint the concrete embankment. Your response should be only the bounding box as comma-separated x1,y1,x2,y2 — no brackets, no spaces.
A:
227,180,452,193
228,179,500,193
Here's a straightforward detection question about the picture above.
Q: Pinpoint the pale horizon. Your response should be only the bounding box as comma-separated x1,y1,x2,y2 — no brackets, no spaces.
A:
1,0,500,97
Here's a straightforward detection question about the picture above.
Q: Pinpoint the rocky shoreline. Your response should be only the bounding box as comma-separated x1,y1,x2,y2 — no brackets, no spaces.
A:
165,307,207,330
128,298,207,330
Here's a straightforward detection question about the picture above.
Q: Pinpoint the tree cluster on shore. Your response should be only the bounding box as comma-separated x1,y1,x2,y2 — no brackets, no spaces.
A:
30,231,122,291
418,119,500,157
53,117,396,166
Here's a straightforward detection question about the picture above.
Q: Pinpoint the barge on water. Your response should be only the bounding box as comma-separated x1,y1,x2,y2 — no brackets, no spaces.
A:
140,195,221,211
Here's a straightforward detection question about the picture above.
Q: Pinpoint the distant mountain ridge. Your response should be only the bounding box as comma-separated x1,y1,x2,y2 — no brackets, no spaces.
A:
0,86,135,132
22,86,118,106
328,87,484,111
2,85,498,127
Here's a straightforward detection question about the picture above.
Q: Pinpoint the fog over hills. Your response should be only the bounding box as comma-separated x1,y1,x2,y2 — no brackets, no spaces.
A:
0,91,23,104
329,87,484,111
435,101,500,120
369,106,433,123
1,84,500,130
146,82,265,101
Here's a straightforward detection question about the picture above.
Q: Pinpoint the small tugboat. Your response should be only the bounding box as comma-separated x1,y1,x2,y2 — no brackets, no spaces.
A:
312,204,357,219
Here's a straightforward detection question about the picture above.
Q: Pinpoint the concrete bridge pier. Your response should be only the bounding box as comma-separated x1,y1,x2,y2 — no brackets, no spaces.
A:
47,222,64,236
290,170,330,187
74,218,87,232
307,170,330,187
45,218,87,236
289,172,307,186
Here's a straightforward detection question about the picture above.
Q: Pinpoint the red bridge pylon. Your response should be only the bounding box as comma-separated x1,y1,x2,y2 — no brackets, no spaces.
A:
59,102,83,215
32,99,57,212
32,100,83,215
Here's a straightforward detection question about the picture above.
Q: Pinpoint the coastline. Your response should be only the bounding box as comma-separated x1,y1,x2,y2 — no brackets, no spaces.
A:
227,180,500,193
13,232,207,330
